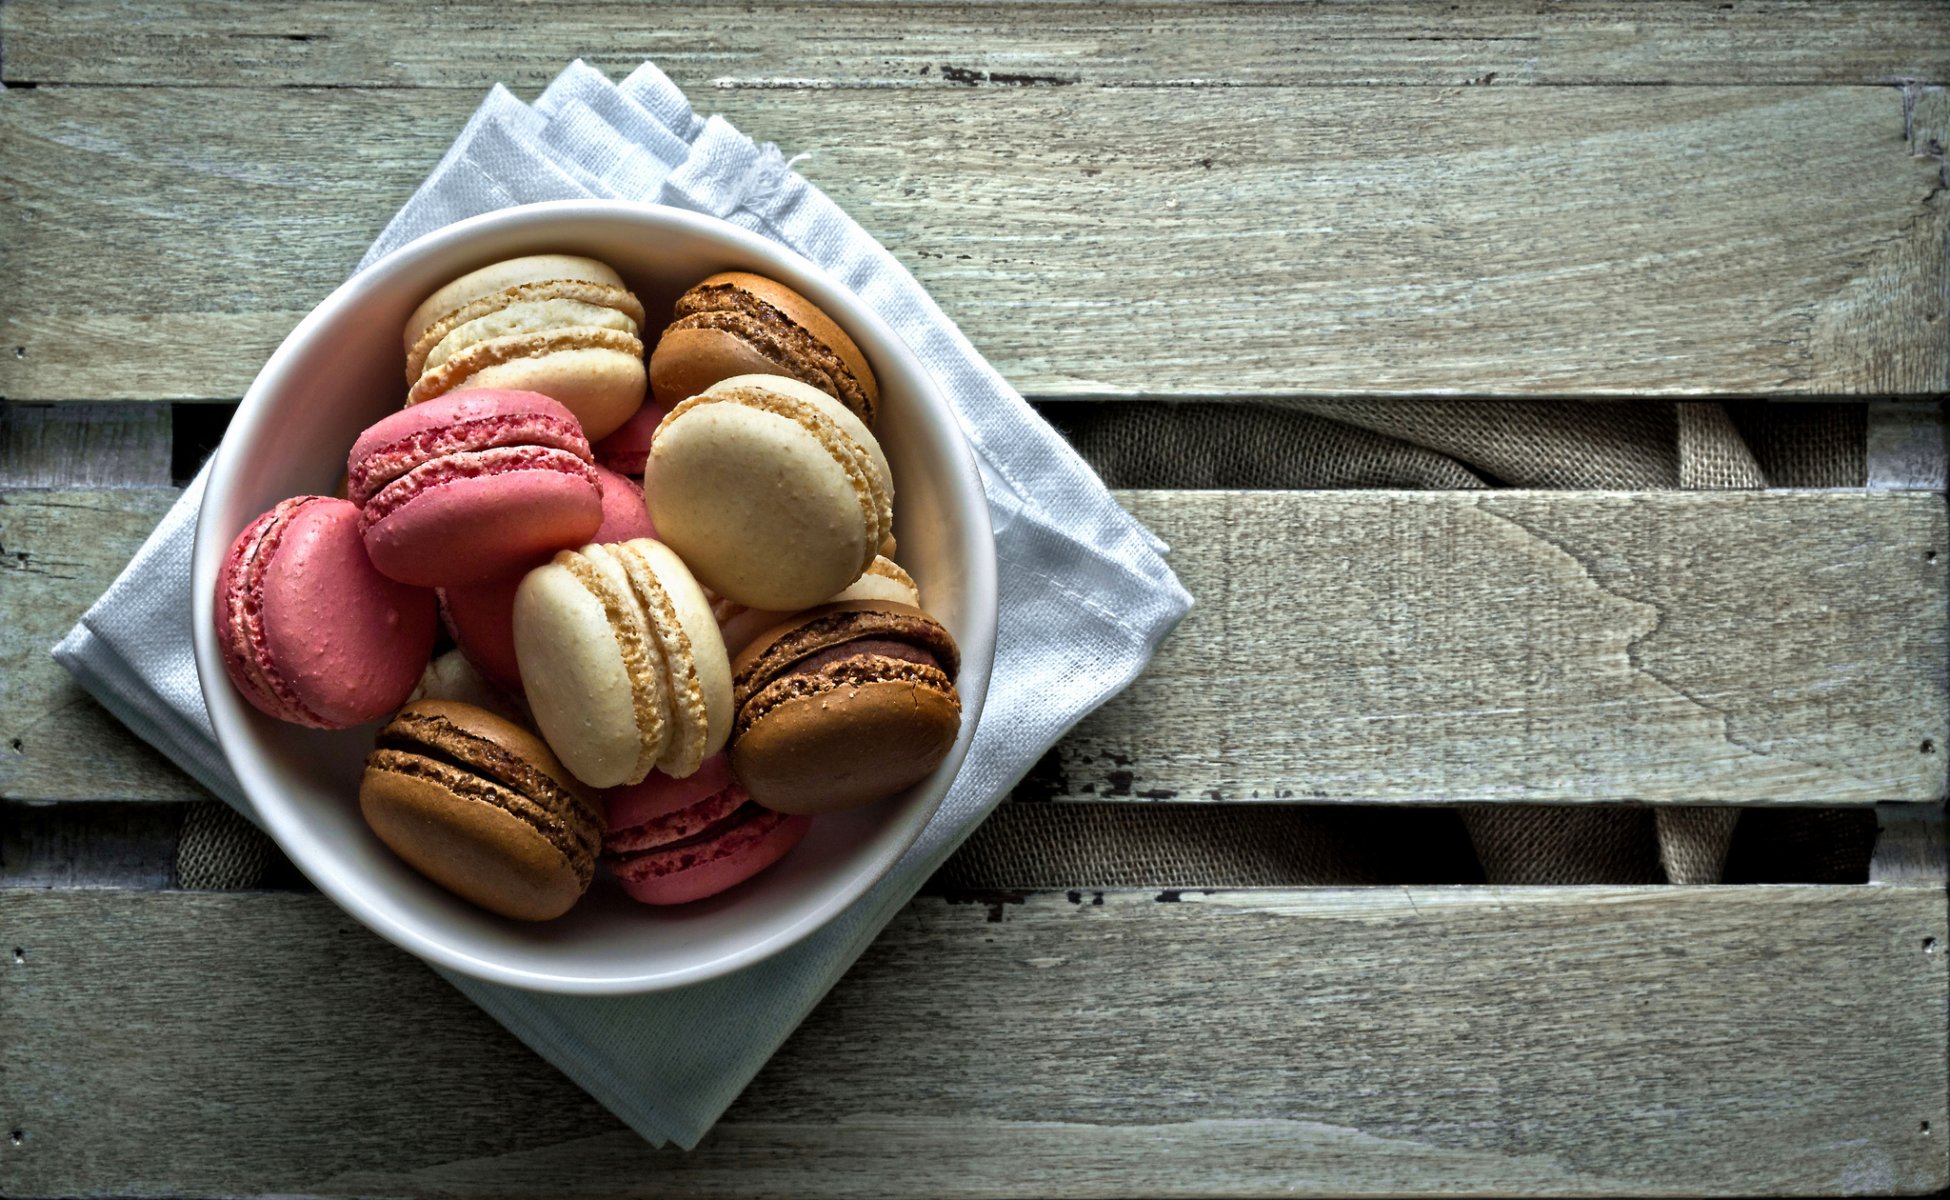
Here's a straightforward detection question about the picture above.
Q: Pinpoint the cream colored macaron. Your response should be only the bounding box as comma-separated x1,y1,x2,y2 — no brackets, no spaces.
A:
403,255,648,442
512,537,731,788
645,374,893,612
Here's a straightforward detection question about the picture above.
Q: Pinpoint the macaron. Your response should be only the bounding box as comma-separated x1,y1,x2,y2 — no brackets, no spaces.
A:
590,398,668,478
404,254,648,442
360,700,602,921
513,538,732,787
437,465,655,690
649,271,878,427
716,555,921,656
730,601,962,814
214,495,436,729
600,754,812,905
348,389,603,587
645,374,893,612
409,648,531,729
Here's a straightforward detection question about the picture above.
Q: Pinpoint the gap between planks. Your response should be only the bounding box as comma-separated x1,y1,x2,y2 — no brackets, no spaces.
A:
2,488,1945,806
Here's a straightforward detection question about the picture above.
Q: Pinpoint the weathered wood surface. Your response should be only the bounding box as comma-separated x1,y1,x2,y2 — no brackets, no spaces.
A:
1867,401,1949,492
3,84,1944,402
3,886,1943,1198
7,1,1949,88
1078,490,1949,804
0,404,173,489
1870,803,1950,885
5,488,1944,806
0,488,207,803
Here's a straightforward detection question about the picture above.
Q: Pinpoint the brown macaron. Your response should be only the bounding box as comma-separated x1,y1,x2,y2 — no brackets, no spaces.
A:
649,272,879,427
729,601,961,815
359,699,604,921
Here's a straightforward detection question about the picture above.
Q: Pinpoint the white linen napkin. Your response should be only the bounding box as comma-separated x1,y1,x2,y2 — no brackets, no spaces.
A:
53,60,1191,1150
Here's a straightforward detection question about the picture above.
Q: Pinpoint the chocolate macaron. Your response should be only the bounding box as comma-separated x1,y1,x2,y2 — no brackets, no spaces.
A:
360,700,603,921
649,272,878,426
730,601,961,815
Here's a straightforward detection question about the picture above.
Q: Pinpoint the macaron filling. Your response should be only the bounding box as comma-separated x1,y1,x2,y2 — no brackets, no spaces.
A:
349,411,590,503
372,713,601,879
604,779,750,855
672,283,874,423
361,445,600,525
409,326,643,406
738,655,957,737
425,299,639,373
734,606,960,712
408,277,647,380
606,799,802,880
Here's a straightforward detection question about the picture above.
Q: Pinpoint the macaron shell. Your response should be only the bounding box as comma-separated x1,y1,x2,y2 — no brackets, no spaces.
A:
445,345,647,443
363,459,602,587
622,538,733,766
603,753,739,832
731,674,962,815
360,766,586,921
513,560,649,787
703,272,878,413
831,557,921,607
438,579,522,690
645,386,883,610
727,374,892,514
220,496,436,728
648,325,800,410
593,466,656,542
591,399,669,477
410,648,530,727
611,809,812,905
404,254,632,355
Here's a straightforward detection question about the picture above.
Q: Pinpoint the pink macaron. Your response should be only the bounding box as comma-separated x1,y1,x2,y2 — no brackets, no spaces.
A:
215,495,436,728
601,754,811,904
348,390,602,587
590,398,668,477
437,465,655,691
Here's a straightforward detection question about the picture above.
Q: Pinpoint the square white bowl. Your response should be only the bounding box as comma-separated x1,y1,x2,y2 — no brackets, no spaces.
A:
192,201,997,994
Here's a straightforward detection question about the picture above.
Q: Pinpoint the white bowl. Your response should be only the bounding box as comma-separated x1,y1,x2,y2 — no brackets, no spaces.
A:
192,201,997,994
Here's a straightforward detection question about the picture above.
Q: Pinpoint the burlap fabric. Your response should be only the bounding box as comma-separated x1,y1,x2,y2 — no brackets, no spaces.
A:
176,400,1871,890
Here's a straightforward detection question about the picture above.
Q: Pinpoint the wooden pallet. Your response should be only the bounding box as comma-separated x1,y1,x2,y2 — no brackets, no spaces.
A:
4,3,1949,1196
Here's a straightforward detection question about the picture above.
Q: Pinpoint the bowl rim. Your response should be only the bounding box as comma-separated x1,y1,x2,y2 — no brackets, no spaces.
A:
191,199,998,994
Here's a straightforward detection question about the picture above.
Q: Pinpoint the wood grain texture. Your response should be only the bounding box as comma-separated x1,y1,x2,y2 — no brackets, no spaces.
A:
3,488,1943,805
2,886,1943,1198
0,488,209,803
1070,490,1949,805
1871,803,1950,885
2,84,1944,402
0,404,173,488
5,1,1948,89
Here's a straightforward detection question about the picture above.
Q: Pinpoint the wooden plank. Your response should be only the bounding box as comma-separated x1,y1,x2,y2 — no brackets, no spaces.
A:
0,488,209,803
2,85,1944,402
1073,490,1948,805
2,886,1943,1198
0,404,174,488
1871,803,1950,885
5,1,1948,89
4,488,1943,805
1867,401,1948,491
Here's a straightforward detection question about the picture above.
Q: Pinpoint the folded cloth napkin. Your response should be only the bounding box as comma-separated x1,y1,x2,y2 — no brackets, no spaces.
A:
54,60,1191,1149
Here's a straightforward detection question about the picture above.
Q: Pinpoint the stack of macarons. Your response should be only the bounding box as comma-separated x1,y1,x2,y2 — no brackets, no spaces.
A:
214,255,964,923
